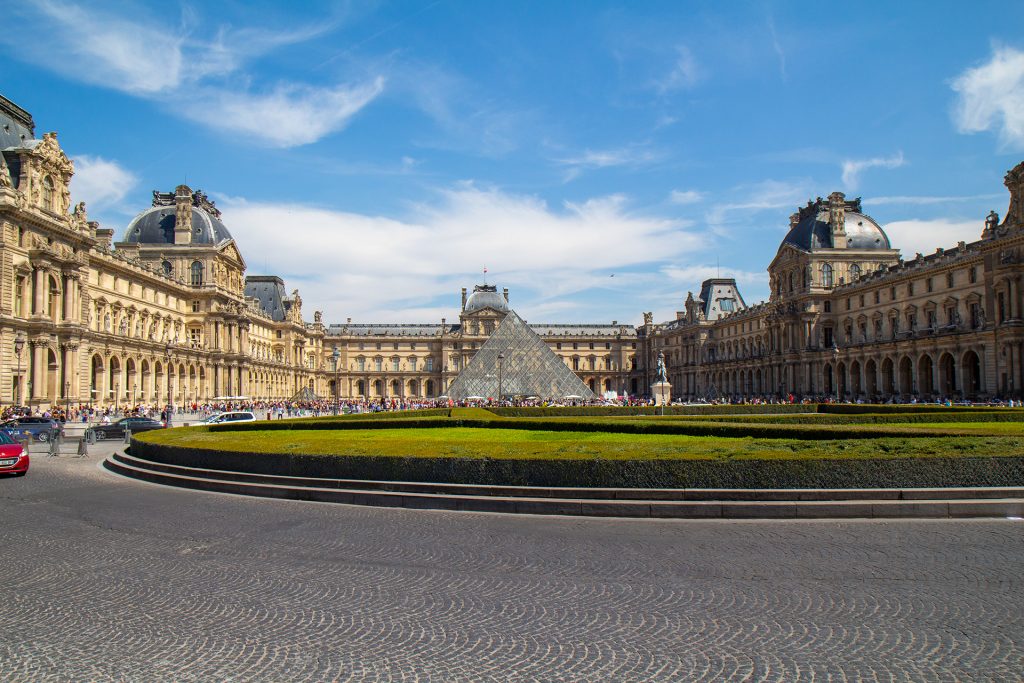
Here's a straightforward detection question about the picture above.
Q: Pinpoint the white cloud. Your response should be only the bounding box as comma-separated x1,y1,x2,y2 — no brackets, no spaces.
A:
69,155,138,211
221,185,697,322
840,152,905,190
669,189,704,205
555,145,662,182
767,15,787,82
951,45,1024,150
662,264,766,287
5,2,380,148
181,79,385,148
655,45,702,92
883,219,982,257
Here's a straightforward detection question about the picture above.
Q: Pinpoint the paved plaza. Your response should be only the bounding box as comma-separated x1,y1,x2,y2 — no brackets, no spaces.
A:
0,449,1022,682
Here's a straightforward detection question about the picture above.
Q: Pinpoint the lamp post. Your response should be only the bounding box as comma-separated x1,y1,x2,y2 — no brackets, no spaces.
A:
114,381,120,415
831,343,840,403
64,381,69,421
13,334,24,405
332,347,340,415
132,383,137,413
165,341,173,427
497,352,505,404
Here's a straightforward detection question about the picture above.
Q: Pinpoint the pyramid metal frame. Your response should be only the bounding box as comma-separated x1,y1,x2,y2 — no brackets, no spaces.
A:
446,311,596,401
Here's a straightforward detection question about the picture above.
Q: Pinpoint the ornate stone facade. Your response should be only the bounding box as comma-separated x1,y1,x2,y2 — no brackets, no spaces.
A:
640,169,1024,401
0,95,636,408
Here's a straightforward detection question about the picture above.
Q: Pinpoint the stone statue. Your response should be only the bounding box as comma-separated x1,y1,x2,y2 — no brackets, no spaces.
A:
655,351,667,382
0,154,11,188
984,210,1000,238
314,310,322,324
643,312,653,325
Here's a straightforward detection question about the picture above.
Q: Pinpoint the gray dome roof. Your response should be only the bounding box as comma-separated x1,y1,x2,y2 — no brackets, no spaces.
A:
782,211,890,251
464,284,509,315
123,205,233,246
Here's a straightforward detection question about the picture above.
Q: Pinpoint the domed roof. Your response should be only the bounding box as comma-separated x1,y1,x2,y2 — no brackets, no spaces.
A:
464,284,509,315
122,187,233,246
781,196,890,252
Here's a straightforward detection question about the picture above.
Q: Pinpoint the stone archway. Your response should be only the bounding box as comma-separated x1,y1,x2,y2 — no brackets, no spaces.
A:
899,356,914,396
939,352,957,398
918,354,934,397
881,358,895,397
865,359,878,398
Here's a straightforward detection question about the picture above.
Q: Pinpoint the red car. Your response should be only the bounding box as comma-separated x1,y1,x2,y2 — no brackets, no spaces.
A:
0,430,28,477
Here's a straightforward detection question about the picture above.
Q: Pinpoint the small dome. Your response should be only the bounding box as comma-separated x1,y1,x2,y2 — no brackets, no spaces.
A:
122,188,233,246
782,211,890,251
464,284,509,315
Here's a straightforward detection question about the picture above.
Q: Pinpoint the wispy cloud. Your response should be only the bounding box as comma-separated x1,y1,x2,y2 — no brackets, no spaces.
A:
840,151,905,190
864,193,1002,206
69,155,138,212
181,79,385,148
706,179,810,227
555,145,662,181
668,189,705,205
4,1,382,148
654,45,702,93
767,15,787,82
220,184,697,322
951,44,1024,151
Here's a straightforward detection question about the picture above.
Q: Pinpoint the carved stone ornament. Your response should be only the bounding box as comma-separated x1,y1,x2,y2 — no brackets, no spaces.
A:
643,311,653,325
0,154,11,188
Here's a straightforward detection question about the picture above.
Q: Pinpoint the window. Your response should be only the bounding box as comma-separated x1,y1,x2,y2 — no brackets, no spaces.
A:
874,291,880,304
927,310,936,329
357,357,365,372
425,357,434,372
908,281,914,295
191,300,200,313
969,267,978,284
391,357,400,372
374,358,382,372
358,342,365,351
190,261,204,286
926,277,933,293
14,277,24,317
393,343,399,350
946,306,956,326
859,322,867,341
718,298,736,312
890,316,898,337
572,342,578,350
821,263,834,288
823,327,834,347
824,301,831,313
276,330,282,339
874,319,882,337
859,294,865,307
409,357,417,371
946,272,954,288
970,303,981,329
890,286,896,300
572,357,580,371
850,263,861,280
42,176,54,210
162,260,172,277
605,342,611,350
189,328,202,348
589,342,595,350
556,343,562,350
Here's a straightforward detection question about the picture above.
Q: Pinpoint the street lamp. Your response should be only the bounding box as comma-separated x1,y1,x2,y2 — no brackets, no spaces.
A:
64,381,69,420
132,383,138,412
114,381,120,414
497,352,505,404
165,341,173,427
13,334,24,405
332,346,340,415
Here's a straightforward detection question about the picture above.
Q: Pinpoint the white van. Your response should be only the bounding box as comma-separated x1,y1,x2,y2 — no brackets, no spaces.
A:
203,411,257,425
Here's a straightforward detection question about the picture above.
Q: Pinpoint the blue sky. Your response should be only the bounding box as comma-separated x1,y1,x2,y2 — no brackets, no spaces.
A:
3,1,1024,324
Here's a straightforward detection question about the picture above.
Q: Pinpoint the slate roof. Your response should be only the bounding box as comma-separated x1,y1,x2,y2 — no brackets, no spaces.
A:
245,276,288,322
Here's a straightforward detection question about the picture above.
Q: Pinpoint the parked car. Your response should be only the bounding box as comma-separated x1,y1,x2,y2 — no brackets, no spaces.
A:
202,411,257,425
1,416,62,442
0,430,28,477
91,417,165,440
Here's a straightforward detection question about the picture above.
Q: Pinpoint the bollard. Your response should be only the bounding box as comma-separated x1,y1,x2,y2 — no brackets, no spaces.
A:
85,428,96,445
48,434,58,457
77,437,88,458
124,428,132,445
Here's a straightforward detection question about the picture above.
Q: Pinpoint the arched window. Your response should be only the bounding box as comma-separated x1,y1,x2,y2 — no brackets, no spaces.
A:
42,176,55,211
821,263,834,288
190,261,204,286
162,260,173,277
849,263,861,281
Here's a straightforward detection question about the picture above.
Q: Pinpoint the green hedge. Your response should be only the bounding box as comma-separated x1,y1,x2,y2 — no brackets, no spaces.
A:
641,412,1024,425
130,439,1024,489
208,415,961,440
486,404,815,418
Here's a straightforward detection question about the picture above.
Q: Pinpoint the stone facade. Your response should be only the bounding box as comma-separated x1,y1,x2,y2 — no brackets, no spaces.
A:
0,96,636,408
640,170,1024,401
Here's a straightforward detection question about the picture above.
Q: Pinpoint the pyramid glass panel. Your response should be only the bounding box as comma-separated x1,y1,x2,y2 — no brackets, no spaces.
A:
446,312,596,400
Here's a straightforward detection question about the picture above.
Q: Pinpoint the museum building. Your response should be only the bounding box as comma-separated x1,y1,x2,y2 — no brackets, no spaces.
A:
2,91,1023,409
638,173,1024,401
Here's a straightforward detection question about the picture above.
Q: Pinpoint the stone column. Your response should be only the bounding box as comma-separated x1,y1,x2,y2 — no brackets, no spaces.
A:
33,267,46,317
31,340,46,402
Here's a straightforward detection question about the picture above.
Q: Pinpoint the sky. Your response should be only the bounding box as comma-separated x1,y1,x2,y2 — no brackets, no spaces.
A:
3,0,1024,325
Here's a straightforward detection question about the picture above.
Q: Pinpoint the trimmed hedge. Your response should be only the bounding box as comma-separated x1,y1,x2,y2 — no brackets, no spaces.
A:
129,438,1024,489
205,416,966,440
638,412,1024,426
487,404,814,418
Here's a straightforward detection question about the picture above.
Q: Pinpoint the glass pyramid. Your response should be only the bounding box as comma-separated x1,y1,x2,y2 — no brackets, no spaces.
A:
447,311,596,401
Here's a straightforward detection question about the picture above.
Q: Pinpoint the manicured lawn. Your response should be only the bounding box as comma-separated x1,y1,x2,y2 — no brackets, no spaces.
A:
137,425,1024,461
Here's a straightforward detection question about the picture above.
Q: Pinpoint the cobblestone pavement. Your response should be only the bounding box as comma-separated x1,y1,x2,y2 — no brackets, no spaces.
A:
1,452,1022,682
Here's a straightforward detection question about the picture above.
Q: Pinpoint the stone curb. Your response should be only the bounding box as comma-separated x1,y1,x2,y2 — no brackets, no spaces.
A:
103,454,1024,520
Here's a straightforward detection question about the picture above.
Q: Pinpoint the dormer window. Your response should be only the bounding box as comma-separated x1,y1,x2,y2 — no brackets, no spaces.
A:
190,261,204,286
42,175,55,211
162,260,172,277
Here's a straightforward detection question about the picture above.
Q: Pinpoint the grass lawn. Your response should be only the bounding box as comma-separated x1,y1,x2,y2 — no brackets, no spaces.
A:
137,425,1024,461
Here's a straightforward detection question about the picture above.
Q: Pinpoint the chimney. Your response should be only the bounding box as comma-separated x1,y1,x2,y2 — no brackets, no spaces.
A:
461,288,467,310
346,317,352,325
502,287,508,303
789,212,800,229
174,184,193,245
94,227,114,250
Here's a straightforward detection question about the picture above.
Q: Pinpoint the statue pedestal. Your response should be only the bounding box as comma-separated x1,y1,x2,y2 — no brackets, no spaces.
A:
652,381,672,406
